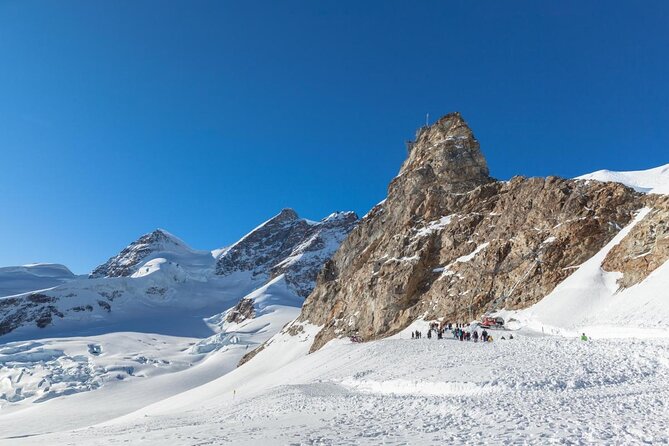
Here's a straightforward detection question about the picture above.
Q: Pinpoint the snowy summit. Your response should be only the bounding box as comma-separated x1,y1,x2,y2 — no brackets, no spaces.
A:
577,163,669,195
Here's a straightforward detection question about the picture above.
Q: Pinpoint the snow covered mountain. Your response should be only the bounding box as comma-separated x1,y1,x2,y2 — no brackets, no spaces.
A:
0,263,76,298
89,229,196,279
0,208,357,417
216,209,358,297
577,163,669,195
0,209,357,342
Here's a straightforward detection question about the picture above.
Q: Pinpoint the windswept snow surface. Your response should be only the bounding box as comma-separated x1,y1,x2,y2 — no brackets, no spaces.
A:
0,264,75,298
5,332,668,445
577,163,669,195
0,210,358,441
0,278,302,437
194,275,302,354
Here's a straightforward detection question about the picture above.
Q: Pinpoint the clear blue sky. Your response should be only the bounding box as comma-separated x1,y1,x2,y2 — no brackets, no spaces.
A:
1,1,667,273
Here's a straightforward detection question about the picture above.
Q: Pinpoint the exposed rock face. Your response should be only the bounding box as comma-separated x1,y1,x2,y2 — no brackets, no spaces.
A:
299,112,643,352
90,229,187,278
401,112,493,193
216,209,358,297
225,297,255,323
215,209,301,278
603,194,669,288
0,293,64,336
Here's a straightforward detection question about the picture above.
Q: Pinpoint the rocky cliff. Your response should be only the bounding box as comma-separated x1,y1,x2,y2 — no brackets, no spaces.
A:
602,193,669,288
299,112,651,351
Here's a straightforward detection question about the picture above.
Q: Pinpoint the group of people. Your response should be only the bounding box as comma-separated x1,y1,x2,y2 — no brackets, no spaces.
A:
411,321,514,343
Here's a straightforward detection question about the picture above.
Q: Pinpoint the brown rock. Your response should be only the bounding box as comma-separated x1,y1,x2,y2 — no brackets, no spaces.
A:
226,298,256,323
602,194,669,288
299,113,643,352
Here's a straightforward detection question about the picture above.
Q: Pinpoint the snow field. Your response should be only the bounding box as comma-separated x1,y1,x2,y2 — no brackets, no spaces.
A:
14,334,668,445
576,163,669,195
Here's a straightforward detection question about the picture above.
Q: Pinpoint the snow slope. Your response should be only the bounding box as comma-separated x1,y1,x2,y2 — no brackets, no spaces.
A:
0,279,302,436
500,207,669,338
0,264,75,298
577,163,669,195
6,331,668,445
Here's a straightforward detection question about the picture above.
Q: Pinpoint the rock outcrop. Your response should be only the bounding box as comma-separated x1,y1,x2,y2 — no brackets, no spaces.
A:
0,293,64,336
299,112,644,351
602,194,669,288
225,297,255,323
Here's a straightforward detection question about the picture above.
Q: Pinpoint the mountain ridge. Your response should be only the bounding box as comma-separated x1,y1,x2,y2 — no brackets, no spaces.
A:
0,209,358,340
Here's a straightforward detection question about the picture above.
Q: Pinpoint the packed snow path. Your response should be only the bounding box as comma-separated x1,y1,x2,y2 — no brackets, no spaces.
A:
8,334,669,445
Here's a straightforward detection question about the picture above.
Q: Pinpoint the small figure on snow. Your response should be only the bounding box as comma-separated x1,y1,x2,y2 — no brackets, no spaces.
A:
581,333,589,341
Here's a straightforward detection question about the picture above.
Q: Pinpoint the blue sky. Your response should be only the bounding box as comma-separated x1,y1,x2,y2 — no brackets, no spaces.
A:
1,1,667,273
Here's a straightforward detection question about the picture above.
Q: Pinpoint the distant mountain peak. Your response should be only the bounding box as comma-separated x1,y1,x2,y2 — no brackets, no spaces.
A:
144,228,187,245
275,208,299,221
215,209,358,296
89,228,191,278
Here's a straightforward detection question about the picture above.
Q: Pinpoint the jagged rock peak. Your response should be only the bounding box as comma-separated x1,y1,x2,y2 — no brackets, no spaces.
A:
400,112,493,193
272,208,299,223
